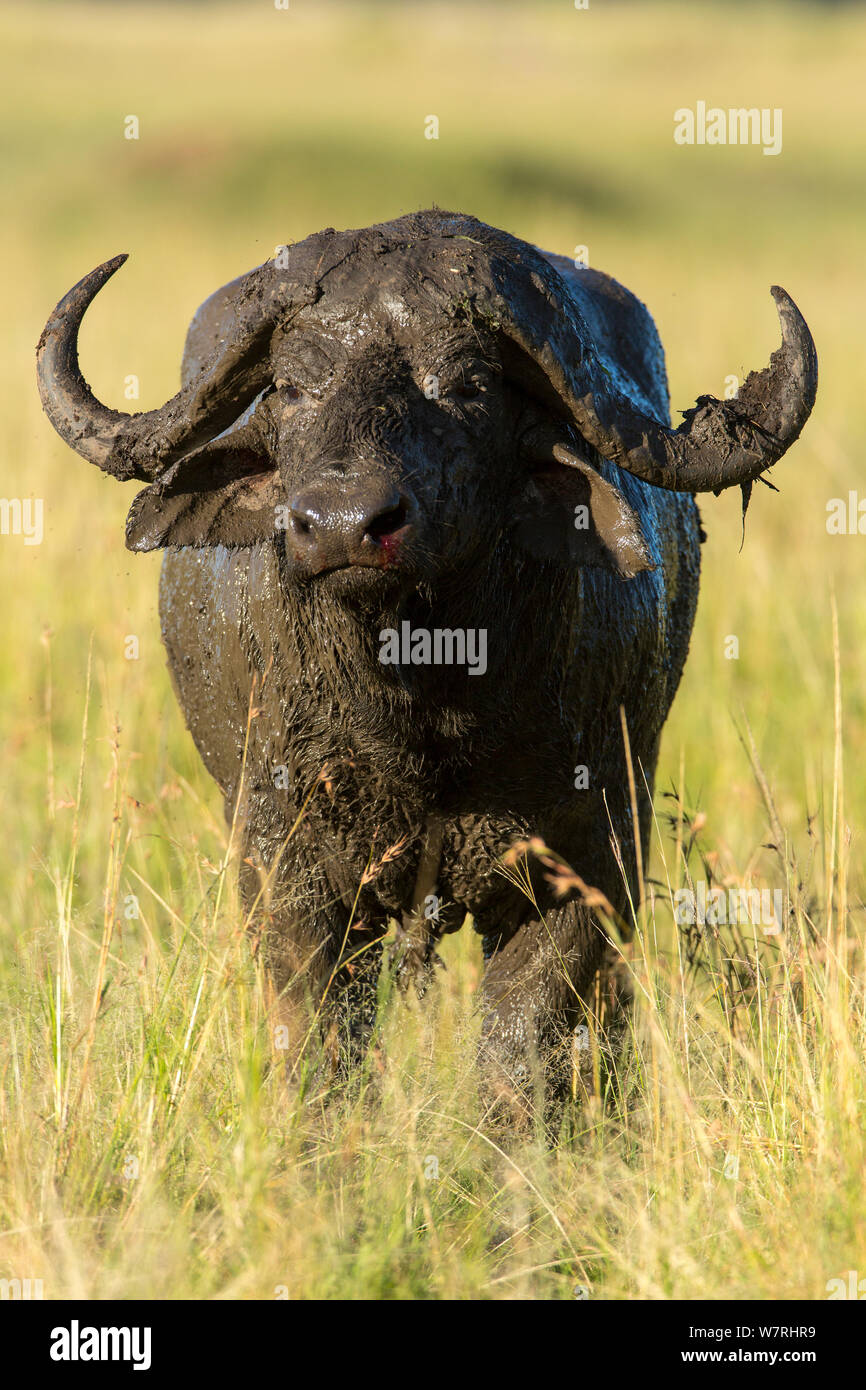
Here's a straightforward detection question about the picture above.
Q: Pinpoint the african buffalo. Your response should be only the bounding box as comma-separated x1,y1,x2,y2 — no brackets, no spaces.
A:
37,211,817,1122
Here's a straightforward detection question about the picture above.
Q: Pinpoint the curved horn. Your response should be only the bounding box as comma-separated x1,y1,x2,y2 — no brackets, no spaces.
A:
430,218,816,495
36,255,296,482
569,286,817,494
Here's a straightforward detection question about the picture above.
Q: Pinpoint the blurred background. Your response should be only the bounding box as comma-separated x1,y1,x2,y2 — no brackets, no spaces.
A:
2,0,866,1304
2,0,865,944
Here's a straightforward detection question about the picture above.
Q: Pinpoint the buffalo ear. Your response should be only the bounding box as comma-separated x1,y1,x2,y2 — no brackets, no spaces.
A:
513,444,654,578
125,426,284,551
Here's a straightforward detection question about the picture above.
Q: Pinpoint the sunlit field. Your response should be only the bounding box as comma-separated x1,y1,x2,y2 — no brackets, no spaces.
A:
1,0,864,1299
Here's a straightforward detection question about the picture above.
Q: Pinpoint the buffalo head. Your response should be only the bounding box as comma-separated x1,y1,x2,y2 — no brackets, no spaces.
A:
37,210,817,601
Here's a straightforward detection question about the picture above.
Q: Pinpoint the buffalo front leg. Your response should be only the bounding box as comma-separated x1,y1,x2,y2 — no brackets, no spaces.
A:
240,853,387,1082
478,900,608,1128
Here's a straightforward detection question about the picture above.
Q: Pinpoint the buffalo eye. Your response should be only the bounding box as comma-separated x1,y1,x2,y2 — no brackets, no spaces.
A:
421,357,494,404
275,379,305,403
452,379,483,400
440,371,489,402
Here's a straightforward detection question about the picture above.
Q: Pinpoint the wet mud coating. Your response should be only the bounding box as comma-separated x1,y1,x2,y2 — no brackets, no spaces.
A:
37,210,817,1124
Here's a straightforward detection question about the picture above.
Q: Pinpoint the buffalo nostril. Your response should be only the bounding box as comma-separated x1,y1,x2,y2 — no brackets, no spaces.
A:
287,487,412,571
364,499,409,542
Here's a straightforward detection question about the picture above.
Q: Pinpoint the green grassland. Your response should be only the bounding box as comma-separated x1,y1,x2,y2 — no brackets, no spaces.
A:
1,0,864,1299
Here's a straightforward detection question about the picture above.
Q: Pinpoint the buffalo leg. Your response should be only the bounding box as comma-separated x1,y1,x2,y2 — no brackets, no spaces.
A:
478,900,608,1126
240,851,387,1079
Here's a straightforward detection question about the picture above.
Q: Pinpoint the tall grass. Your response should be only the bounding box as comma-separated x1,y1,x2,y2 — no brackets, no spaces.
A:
2,632,862,1299
1,0,864,1298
